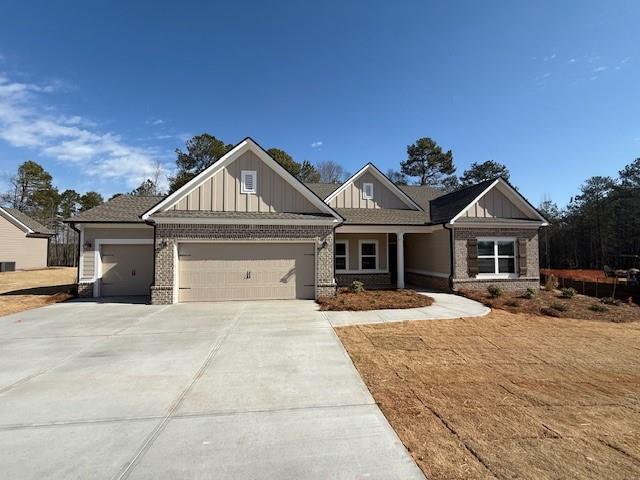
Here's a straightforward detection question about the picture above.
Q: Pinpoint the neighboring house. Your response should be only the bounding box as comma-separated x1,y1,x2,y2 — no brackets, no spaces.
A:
0,207,54,270
65,137,547,303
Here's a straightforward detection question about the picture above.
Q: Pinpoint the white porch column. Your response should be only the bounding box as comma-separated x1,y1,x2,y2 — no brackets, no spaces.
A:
397,232,405,289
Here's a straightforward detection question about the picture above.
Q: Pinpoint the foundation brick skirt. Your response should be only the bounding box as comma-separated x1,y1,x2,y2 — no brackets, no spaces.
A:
406,272,451,292
77,282,94,298
453,277,540,293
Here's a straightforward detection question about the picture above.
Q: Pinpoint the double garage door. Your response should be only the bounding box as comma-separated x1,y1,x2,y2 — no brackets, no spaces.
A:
178,243,315,302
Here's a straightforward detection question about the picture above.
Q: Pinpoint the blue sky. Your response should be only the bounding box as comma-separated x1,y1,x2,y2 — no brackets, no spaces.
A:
0,1,638,206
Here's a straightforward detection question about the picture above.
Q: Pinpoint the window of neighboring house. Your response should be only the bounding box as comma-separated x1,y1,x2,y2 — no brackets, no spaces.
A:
241,170,257,194
362,182,374,200
477,238,517,276
359,240,378,270
335,241,348,271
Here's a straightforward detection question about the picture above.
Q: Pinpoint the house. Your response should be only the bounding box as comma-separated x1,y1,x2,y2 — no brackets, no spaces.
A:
65,137,548,303
0,207,54,270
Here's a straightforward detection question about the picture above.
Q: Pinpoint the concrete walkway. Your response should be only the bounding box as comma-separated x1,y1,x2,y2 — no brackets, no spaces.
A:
324,290,490,327
0,300,424,480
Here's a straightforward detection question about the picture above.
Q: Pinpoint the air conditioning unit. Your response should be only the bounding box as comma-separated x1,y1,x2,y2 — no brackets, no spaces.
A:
0,262,16,272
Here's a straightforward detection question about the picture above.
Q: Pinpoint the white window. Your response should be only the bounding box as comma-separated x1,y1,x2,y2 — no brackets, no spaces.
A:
362,182,374,200
335,241,348,271
477,238,517,277
359,240,378,270
241,170,257,194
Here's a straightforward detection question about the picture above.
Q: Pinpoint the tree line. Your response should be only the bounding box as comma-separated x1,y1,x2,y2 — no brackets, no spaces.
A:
539,158,640,270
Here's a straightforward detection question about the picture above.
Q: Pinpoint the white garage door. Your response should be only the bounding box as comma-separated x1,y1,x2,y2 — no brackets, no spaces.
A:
178,243,315,302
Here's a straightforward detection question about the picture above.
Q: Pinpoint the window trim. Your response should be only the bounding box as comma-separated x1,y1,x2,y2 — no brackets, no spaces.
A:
362,182,374,200
476,237,518,279
358,239,379,271
335,240,349,272
241,170,257,194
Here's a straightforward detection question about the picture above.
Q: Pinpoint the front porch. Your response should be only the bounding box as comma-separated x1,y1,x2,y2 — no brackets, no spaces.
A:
334,225,449,291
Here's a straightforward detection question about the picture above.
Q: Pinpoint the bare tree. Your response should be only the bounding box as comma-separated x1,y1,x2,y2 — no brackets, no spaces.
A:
316,160,347,183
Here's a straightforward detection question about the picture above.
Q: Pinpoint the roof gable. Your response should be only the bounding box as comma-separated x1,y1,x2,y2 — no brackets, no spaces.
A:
0,207,53,235
144,138,341,221
430,177,548,225
325,164,422,211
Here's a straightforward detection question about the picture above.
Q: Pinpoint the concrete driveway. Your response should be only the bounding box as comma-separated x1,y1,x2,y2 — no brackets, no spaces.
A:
0,299,424,480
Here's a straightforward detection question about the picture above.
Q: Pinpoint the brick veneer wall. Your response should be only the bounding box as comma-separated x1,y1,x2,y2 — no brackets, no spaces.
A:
335,273,393,288
151,223,336,304
452,227,540,293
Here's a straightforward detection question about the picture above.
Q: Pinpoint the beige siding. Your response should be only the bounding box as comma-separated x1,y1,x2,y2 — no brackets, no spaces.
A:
328,171,410,209
405,230,451,276
464,188,529,219
170,151,321,214
80,226,153,281
0,214,48,270
335,233,388,271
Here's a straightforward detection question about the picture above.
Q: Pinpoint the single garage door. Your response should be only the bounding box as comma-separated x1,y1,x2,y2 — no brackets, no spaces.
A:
178,243,315,302
100,244,154,297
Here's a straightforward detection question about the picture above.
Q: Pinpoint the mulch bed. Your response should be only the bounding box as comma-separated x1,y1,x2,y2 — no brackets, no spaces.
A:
461,288,640,323
317,288,433,311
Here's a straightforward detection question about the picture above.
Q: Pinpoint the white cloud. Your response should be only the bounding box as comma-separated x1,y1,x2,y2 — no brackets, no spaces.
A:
0,72,169,189
147,118,164,126
592,66,608,73
568,58,576,63
310,141,323,149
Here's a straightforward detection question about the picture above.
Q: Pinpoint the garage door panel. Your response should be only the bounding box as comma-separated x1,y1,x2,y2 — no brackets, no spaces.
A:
101,244,153,297
178,243,314,302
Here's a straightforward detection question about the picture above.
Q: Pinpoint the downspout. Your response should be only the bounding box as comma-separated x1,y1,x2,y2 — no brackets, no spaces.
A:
69,223,81,285
443,223,455,291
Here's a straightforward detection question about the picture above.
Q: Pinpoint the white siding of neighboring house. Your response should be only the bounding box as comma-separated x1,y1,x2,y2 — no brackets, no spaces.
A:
0,214,48,270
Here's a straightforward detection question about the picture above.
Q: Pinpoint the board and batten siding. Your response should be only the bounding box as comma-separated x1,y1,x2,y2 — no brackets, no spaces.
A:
80,226,154,281
328,171,409,210
335,233,388,271
170,151,320,214
405,230,451,276
0,214,48,270
464,188,529,219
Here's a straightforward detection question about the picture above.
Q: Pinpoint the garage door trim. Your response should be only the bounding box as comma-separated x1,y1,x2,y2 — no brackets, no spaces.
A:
94,238,154,297
176,239,318,302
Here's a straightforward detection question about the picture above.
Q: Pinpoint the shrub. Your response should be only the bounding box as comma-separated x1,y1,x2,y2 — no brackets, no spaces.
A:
589,304,608,313
550,301,568,312
349,280,365,294
601,297,621,306
544,274,559,291
487,285,503,298
523,287,537,299
540,306,561,317
560,287,576,299
505,299,520,307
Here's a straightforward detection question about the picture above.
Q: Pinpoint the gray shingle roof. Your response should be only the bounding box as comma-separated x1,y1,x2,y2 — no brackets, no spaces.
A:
304,183,341,199
335,208,428,225
151,211,335,220
454,217,542,225
66,195,164,223
4,208,54,235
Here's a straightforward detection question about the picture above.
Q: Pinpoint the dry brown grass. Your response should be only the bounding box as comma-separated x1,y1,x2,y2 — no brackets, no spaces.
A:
463,288,640,323
317,288,433,311
336,310,640,480
0,267,76,316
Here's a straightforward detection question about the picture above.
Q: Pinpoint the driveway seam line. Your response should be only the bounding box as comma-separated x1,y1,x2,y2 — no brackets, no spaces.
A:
113,305,245,480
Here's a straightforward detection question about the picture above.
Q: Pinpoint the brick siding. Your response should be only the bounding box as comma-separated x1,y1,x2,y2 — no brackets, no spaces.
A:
152,223,336,304
335,273,393,289
453,227,540,293
77,282,93,298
